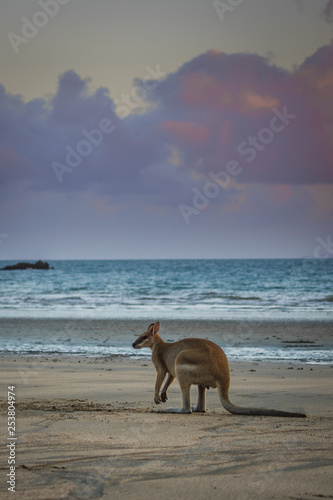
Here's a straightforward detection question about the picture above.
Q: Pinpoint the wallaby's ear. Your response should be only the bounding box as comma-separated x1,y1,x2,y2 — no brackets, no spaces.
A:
153,321,160,334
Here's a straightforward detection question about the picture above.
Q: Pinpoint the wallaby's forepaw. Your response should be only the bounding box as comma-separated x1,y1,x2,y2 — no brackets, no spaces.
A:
154,393,168,404
161,392,168,403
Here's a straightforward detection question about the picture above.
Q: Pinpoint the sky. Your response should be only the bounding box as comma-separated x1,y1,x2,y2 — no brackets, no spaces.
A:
0,0,332,259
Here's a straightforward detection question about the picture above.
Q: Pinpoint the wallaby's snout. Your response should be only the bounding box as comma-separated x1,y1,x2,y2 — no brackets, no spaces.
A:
132,332,147,349
132,339,141,349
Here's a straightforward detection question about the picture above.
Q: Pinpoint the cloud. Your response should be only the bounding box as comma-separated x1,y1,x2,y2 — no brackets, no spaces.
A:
146,45,333,186
0,41,333,213
161,120,210,144
0,71,169,200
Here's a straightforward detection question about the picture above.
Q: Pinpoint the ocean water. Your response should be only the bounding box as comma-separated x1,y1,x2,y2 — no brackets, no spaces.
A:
0,259,332,321
0,259,332,363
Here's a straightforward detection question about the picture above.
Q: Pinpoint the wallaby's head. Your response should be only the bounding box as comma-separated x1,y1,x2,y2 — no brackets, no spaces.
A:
132,321,160,349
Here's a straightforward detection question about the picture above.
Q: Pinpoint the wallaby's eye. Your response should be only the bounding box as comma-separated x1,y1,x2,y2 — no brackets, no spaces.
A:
141,335,147,340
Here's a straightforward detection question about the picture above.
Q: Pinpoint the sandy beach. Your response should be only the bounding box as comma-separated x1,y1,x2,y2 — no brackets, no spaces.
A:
0,320,333,499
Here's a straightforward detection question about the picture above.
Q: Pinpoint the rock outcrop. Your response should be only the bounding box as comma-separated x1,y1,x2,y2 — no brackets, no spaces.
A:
0,260,54,270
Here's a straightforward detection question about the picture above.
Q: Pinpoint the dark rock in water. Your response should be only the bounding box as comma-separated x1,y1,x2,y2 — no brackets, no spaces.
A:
0,260,54,271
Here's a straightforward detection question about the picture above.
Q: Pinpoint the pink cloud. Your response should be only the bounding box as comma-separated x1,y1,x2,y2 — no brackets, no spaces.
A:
180,71,280,114
161,120,210,144
181,73,232,109
150,42,333,185
240,91,280,113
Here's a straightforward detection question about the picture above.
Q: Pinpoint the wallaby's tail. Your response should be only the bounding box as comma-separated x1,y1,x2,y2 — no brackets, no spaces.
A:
218,385,307,418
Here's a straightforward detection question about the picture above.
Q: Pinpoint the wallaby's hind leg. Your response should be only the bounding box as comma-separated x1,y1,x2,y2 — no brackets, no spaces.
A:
152,384,192,413
192,385,206,413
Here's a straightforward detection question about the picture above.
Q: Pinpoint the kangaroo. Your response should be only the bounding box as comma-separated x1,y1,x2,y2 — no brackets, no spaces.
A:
132,321,307,418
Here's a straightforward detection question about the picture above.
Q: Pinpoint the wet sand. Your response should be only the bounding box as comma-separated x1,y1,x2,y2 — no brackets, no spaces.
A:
1,317,333,356
0,353,332,499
